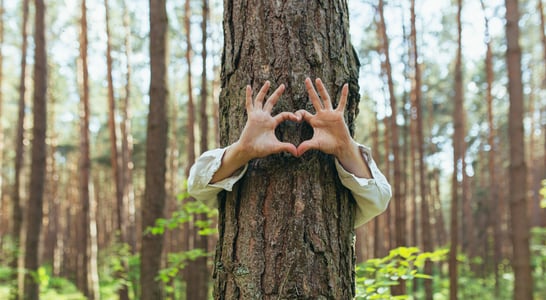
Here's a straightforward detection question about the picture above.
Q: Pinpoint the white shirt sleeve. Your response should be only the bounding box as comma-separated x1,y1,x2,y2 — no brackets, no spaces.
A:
188,144,392,228
187,147,248,202
334,144,392,227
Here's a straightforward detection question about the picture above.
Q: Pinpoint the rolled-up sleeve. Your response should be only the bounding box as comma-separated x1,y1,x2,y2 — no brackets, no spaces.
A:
335,145,392,228
187,147,248,201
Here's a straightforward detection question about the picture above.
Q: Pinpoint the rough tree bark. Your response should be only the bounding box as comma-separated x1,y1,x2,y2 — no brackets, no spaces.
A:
215,0,360,298
140,0,168,299
505,0,534,298
22,0,47,298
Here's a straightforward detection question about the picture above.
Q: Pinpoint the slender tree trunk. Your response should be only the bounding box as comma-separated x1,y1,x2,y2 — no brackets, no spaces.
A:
450,1,464,299
409,0,432,298
104,1,129,299
22,0,47,298
480,0,502,294
200,0,209,155
104,0,124,244
215,0,360,297
505,0,534,298
0,0,4,248
377,0,404,295
187,0,211,298
140,1,168,299
11,0,29,294
77,1,99,298
185,0,196,176
372,113,383,259
538,0,546,227
212,64,220,148
181,0,204,297
120,0,136,253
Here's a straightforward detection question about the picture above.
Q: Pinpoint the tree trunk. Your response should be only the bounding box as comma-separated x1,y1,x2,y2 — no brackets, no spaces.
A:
409,0,432,298
480,0,502,294
200,0,209,155
104,1,129,299
505,0,534,298
140,0,168,299
22,0,47,298
0,0,4,249
11,0,29,294
77,1,99,298
120,0,136,253
377,0,404,295
104,0,124,244
215,0,360,298
186,0,212,298
450,1,464,299
538,0,546,227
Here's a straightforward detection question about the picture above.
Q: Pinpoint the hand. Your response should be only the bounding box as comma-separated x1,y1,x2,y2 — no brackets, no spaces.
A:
295,78,352,157
235,81,299,159
296,78,372,178
211,81,299,183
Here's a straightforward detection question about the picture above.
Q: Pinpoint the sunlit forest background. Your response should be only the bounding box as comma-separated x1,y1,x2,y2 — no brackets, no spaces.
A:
0,0,545,299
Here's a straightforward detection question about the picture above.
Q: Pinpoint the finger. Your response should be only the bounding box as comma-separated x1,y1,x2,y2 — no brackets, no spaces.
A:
254,81,271,109
305,77,323,111
297,139,318,156
336,83,348,112
263,84,285,113
294,109,314,123
274,142,298,157
245,85,253,111
315,78,332,110
273,111,299,124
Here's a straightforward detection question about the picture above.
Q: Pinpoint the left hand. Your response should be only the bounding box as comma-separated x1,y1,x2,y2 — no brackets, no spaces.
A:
295,77,353,157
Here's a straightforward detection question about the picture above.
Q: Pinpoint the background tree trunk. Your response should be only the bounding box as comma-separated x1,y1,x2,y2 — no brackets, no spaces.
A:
505,0,534,298
480,0,502,294
0,0,4,253
11,0,29,294
215,0,360,298
22,0,47,298
120,0,136,254
409,0,432,298
104,1,129,298
187,0,212,298
450,0,464,299
377,0,404,295
77,0,99,298
140,0,168,298
538,0,546,227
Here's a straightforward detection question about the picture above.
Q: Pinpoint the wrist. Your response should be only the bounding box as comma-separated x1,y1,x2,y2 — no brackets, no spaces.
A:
228,140,254,166
336,140,373,179
335,139,360,164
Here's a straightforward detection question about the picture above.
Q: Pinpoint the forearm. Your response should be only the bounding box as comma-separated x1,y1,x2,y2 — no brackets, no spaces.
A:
210,141,252,183
335,140,373,179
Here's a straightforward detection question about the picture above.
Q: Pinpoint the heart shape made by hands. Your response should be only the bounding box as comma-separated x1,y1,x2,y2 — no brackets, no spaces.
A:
274,120,313,147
